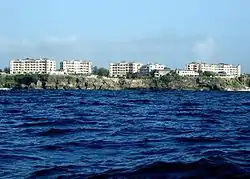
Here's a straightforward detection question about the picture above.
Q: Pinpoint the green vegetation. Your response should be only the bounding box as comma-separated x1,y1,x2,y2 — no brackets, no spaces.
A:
159,74,172,84
201,71,217,77
92,66,109,77
0,72,249,90
0,74,49,88
0,67,10,73
126,72,138,79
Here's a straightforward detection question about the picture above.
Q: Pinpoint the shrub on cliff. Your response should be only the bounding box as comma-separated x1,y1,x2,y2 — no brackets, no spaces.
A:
3,75,16,88
92,66,109,77
159,75,172,84
38,74,49,82
202,71,217,77
14,74,39,86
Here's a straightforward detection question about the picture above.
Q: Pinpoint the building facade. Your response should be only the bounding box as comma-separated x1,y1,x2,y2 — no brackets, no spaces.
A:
109,62,143,77
177,70,199,77
186,62,200,72
186,62,241,77
139,63,166,76
153,69,171,78
10,58,56,74
60,60,92,74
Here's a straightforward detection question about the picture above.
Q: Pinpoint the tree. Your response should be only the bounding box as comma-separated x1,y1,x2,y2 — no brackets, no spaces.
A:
92,66,109,76
92,66,109,77
126,72,137,79
96,68,109,77
4,67,10,73
92,66,98,74
198,70,203,75
38,74,49,82
14,74,38,86
202,71,216,77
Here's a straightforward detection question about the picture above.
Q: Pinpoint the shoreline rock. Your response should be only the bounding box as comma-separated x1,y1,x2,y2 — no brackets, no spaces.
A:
0,74,249,92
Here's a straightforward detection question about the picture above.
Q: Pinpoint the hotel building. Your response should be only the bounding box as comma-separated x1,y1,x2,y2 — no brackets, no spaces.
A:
60,60,92,74
186,62,241,77
109,61,143,77
10,58,56,74
139,63,166,76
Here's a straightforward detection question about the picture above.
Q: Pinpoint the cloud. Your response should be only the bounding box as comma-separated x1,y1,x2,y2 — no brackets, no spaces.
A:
42,36,78,45
0,35,249,72
192,38,216,62
4,35,246,71
0,34,198,68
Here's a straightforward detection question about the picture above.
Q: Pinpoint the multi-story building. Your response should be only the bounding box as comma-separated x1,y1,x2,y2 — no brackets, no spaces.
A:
139,63,166,76
109,61,143,77
60,60,92,75
186,62,241,77
10,58,56,74
186,62,200,72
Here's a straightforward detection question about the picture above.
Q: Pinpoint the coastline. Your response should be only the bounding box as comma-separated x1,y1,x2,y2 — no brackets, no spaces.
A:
2,88,249,92
0,74,249,92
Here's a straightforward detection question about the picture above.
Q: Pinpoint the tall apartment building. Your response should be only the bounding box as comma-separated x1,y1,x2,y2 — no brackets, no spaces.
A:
139,63,166,76
186,62,241,77
109,62,143,77
60,60,92,74
10,58,56,74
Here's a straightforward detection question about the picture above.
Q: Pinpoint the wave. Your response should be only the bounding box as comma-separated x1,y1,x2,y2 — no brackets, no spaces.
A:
36,128,74,137
88,158,249,179
1,90,250,179
0,154,43,161
176,136,223,144
26,157,250,179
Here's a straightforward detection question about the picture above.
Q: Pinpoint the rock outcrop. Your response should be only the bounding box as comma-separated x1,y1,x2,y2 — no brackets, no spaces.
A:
0,74,249,91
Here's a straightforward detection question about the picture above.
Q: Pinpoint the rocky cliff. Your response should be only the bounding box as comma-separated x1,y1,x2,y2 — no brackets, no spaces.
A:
0,74,249,91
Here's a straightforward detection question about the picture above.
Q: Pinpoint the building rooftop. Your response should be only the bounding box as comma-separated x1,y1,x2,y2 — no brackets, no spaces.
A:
12,58,52,62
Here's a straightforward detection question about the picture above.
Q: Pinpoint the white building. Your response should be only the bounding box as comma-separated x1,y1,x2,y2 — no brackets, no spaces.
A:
200,63,241,77
139,63,166,76
153,69,171,78
177,70,199,77
10,58,56,74
109,61,143,77
186,62,200,72
186,62,241,77
60,60,92,75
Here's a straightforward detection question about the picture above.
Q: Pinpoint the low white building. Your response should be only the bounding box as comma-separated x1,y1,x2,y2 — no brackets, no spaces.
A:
139,63,166,76
60,60,92,75
48,71,65,76
177,70,199,77
186,62,241,77
109,61,143,77
10,58,56,74
200,63,241,77
153,69,171,78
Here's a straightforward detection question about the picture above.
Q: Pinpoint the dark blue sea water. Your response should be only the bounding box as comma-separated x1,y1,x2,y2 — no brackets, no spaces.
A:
0,90,249,179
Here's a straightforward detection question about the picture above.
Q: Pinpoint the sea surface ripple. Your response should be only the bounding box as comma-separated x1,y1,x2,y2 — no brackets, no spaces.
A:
0,90,249,178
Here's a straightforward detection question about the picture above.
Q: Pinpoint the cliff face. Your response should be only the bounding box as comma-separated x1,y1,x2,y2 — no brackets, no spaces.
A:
44,76,152,90
0,74,249,91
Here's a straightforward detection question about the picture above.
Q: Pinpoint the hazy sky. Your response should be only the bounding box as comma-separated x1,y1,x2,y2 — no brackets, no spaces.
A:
0,0,250,71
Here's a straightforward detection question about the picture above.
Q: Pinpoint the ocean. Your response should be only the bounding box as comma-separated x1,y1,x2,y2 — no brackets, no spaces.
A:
0,90,249,178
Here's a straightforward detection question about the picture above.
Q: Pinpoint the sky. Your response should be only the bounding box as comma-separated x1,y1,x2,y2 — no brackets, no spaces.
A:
0,0,250,72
